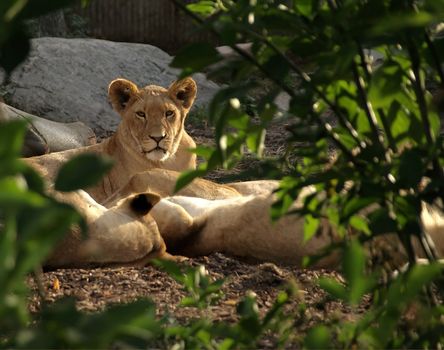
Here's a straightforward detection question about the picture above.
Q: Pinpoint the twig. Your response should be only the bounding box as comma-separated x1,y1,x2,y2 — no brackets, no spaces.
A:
398,233,417,267
170,0,365,169
407,41,435,146
357,45,371,82
356,44,398,153
406,39,444,189
418,227,438,261
351,63,385,149
171,1,296,98
424,31,444,87
418,203,439,261
245,28,363,148
33,265,47,305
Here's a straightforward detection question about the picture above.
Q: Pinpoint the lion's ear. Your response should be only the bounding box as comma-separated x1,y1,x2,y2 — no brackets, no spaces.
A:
117,192,161,218
168,77,197,110
108,79,139,114
129,193,161,216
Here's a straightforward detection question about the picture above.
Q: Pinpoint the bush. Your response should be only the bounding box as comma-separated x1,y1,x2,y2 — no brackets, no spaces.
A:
1,0,444,348
170,0,444,347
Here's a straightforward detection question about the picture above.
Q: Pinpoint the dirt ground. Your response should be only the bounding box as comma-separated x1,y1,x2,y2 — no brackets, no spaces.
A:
27,117,367,347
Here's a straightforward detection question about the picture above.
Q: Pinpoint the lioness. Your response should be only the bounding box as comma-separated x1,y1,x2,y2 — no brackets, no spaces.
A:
27,77,199,203
24,75,444,269
150,186,444,268
45,191,167,269
26,77,233,268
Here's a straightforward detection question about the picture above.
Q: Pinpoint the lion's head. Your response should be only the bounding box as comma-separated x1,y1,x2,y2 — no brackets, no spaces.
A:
108,77,197,162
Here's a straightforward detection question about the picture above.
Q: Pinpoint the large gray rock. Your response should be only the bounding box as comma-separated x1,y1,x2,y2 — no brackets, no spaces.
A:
0,102,96,157
2,38,219,134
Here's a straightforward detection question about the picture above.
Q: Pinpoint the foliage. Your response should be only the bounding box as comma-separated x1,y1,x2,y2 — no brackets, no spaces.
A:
0,120,120,347
155,259,224,309
54,153,113,192
0,1,299,349
157,260,297,349
0,119,297,349
2,0,444,348
170,0,444,347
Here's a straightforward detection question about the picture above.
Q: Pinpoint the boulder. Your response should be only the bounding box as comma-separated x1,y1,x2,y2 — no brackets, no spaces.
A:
1,38,219,134
0,102,96,157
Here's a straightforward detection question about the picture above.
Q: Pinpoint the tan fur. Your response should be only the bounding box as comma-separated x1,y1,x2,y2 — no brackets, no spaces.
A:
103,168,241,207
227,180,280,196
45,191,168,269
25,78,200,268
151,186,339,267
26,78,198,203
149,183,444,268
25,77,444,269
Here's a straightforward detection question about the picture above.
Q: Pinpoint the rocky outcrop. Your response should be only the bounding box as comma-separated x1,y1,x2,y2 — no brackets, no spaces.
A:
1,38,219,134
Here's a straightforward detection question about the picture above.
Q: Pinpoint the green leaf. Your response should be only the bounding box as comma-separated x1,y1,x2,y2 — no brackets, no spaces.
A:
334,128,358,150
219,339,235,350
171,43,222,77
342,240,367,304
397,149,423,188
304,325,331,349
271,193,294,221
0,213,17,280
191,145,214,159
385,101,410,144
427,93,441,139
372,263,443,346
349,215,370,235
237,293,262,338
21,298,161,348
263,54,290,82
293,0,313,18
371,11,438,35
391,263,443,302
368,60,404,108
54,153,113,192
152,259,184,281
228,112,249,130
4,0,28,22
303,214,320,242
342,197,377,219
246,128,266,156
196,329,212,345
0,177,45,209
318,277,347,301
187,1,216,16
83,299,161,347
174,168,208,193
15,203,81,276
180,296,198,307
0,120,27,159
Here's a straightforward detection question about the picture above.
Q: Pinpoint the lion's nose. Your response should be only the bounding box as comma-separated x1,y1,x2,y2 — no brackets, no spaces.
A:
149,134,166,143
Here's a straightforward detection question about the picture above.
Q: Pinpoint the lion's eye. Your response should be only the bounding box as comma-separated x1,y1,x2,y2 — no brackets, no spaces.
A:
165,110,175,118
135,111,146,119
